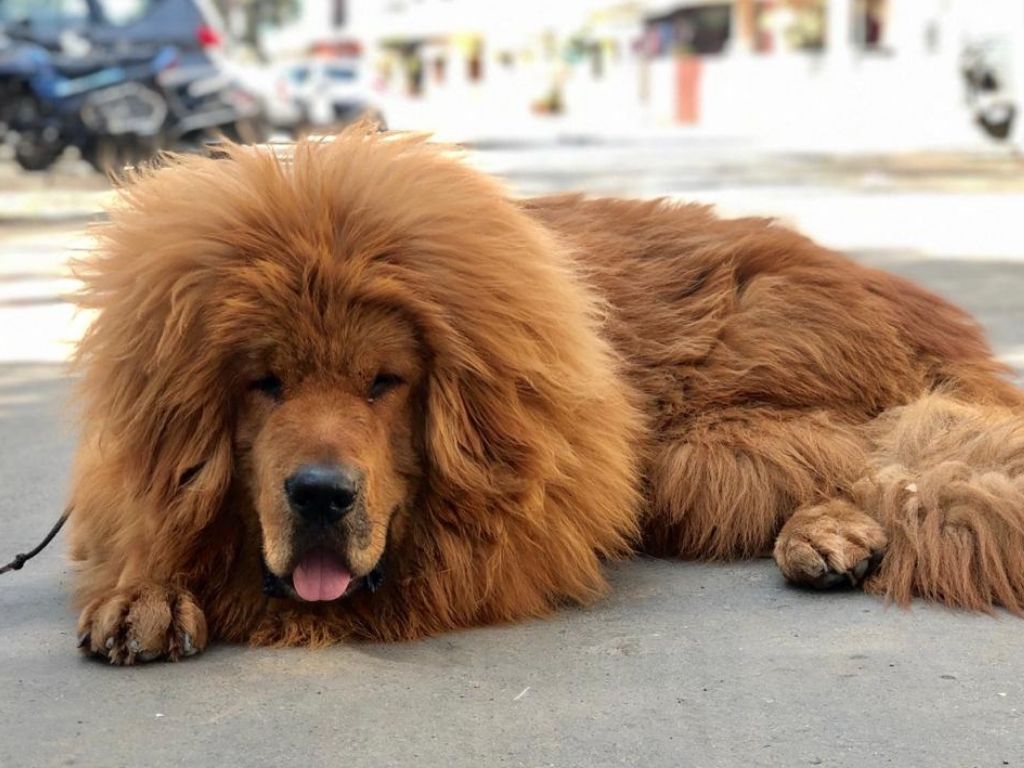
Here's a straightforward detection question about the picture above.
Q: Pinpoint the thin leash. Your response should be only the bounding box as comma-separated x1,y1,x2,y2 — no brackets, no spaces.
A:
0,507,72,576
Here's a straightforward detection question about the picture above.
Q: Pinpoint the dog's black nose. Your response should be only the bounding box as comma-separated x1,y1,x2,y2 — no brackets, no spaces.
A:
284,464,360,525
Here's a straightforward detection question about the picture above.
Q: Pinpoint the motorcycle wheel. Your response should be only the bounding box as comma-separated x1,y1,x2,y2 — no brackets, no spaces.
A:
84,137,124,175
85,136,159,175
224,117,269,145
977,104,1016,141
14,135,63,172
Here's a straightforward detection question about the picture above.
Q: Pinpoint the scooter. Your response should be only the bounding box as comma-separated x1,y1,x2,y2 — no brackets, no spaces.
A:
79,59,267,173
962,41,1017,142
0,26,265,172
0,28,179,171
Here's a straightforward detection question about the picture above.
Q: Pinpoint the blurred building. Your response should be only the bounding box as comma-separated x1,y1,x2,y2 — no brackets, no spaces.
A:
641,0,1024,149
350,0,645,125
252,0,360,58
247,0,1024,149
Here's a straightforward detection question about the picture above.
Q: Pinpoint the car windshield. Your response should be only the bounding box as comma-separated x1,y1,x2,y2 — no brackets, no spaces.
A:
0,0,90,25
326,66,356,82
289,66,311,85
96,0,152,26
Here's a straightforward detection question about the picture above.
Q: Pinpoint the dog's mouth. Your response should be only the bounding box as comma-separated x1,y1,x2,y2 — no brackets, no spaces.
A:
262,548,385,602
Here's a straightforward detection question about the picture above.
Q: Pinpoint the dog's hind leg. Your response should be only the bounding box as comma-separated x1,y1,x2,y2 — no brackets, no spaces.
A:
773,393,1024,612
642,407,870,560
853,393,1024,614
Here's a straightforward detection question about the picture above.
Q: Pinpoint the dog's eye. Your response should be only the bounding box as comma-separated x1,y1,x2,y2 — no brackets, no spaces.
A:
368,372,404,402
249,374,284,401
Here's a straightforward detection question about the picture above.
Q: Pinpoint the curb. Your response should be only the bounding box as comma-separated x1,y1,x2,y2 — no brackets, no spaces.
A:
0,191,112,226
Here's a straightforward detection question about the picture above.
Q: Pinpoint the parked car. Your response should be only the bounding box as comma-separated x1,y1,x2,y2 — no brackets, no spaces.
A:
260,57,386,136
0,0,228,70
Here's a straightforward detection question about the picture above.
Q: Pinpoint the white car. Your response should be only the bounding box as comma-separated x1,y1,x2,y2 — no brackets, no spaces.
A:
267,58,385,134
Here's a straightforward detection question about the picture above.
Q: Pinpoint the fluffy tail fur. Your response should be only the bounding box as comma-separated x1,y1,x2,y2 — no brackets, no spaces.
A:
858,393,1024,614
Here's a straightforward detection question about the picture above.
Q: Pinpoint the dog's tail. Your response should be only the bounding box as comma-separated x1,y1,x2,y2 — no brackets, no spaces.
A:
857,393,1024,614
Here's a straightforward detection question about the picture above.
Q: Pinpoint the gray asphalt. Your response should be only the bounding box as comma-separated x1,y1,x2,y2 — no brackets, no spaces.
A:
2,144,1024,767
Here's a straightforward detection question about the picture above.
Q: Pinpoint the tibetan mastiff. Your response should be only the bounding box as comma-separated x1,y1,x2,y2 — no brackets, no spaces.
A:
67,127,1024,664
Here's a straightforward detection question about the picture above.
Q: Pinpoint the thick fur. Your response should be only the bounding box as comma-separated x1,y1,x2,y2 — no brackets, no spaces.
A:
67,128,1024,662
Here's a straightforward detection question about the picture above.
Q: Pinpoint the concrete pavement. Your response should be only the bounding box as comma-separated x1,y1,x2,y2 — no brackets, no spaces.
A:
2,141,1024,767
3,370,1024,768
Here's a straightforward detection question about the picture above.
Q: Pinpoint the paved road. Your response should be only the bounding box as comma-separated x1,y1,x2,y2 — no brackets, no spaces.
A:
2,143,1024,767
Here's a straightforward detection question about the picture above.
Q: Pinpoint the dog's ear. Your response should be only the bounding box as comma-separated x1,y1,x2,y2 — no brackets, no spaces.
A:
424,364,553,508
412,215,629,521
407,234,644,626
72,236,235,532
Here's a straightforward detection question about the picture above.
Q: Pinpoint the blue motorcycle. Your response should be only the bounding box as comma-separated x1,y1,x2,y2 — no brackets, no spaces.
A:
0,28,180,171
0,25,265,172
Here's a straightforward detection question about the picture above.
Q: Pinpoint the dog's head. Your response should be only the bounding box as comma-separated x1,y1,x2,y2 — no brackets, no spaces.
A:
234,299,424,600
73,128,641,631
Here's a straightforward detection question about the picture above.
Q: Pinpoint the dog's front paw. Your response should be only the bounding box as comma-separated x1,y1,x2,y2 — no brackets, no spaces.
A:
774,502,888,590
77,583,208,665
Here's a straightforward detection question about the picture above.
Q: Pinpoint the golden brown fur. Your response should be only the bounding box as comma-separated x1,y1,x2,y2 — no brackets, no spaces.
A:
67,127,1024,664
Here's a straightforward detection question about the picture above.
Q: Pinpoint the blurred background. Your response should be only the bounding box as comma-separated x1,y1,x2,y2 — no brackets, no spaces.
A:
0,0,1023,370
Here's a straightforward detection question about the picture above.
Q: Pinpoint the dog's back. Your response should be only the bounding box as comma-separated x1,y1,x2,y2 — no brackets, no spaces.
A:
527,193,1024,612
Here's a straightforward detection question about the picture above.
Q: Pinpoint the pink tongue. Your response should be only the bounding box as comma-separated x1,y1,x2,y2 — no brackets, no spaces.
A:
292,549,352,602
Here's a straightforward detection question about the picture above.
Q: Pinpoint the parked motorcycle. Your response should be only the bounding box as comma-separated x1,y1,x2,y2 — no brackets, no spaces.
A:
81,59,267,172
0,25,265,172
961,40,1017,142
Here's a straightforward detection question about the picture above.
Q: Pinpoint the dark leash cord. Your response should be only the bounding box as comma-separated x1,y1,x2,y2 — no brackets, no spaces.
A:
0,507,72,576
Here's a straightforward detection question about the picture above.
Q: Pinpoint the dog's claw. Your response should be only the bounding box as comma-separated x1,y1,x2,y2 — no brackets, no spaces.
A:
180,632,196,656
128,638,142,654
852,559,870,581
77,632,91,649
104,636,115,650
814,571,849,590
808,548,886,591
867,548,886,575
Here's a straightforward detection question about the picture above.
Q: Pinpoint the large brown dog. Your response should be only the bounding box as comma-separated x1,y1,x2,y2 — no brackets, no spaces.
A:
68,128,1024,664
